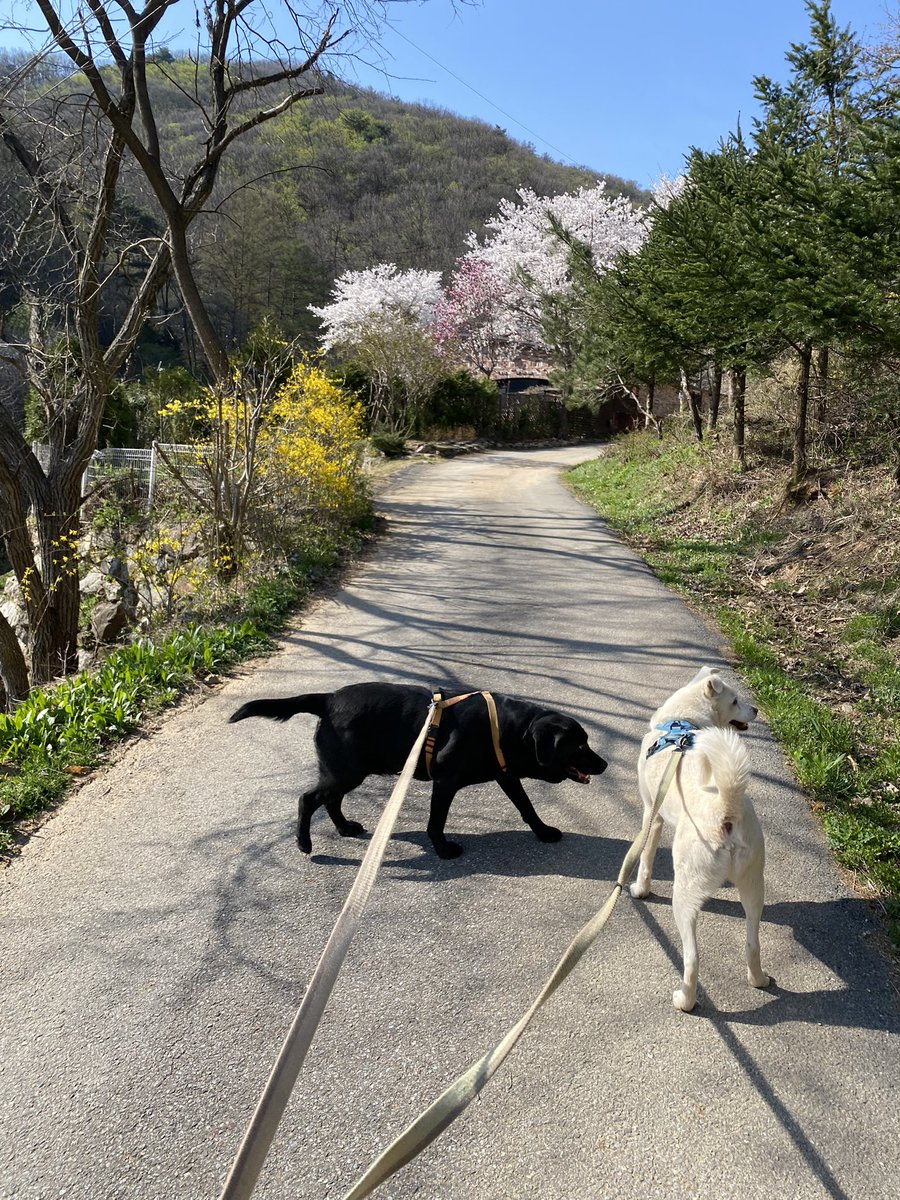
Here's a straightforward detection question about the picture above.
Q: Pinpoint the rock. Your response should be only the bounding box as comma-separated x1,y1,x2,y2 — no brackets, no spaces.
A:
100,556,130,584
0,579,28,640
80,569,107,596
91,600,130,644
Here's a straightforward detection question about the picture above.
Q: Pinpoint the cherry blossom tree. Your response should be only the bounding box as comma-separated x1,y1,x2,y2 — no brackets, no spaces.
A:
310,263,444,432
465,181,647,351
651,173,688,209
431,257,508,377
309,263,442,351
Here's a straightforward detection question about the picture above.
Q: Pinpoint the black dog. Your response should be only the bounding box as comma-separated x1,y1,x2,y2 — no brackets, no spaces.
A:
230,681,608,858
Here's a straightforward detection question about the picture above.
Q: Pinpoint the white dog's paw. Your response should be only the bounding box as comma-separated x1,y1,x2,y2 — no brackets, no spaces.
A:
629,881,651,899
748,968,770,989
673,986,697,1012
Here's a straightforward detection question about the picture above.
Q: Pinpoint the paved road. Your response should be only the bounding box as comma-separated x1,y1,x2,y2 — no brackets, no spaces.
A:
1,446,897,1200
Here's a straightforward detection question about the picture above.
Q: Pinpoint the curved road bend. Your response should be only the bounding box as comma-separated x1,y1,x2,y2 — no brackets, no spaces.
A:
0,445,897,1200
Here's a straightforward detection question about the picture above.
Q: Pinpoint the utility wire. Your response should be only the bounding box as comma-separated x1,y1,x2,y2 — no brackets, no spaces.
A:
386,24,585,168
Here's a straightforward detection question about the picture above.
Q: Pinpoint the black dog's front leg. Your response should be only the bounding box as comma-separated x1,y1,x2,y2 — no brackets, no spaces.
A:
427,780,464,859
498,776,562,842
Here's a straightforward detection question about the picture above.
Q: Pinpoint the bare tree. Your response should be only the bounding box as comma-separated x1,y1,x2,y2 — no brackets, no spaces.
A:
0,0,424,700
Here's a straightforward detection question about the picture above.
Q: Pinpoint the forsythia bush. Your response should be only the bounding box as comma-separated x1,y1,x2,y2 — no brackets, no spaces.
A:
155,352,366,571
256,358,366,517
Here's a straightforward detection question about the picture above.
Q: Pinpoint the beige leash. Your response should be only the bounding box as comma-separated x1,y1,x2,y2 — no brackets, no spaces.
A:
339,749,683,1200
217,697,437,1200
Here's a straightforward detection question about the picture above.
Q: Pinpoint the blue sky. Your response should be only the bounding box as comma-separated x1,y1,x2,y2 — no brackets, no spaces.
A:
2,0,895,188
340,0,895,187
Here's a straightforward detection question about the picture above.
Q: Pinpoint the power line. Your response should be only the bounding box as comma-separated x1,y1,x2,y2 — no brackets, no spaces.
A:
385,24,585,168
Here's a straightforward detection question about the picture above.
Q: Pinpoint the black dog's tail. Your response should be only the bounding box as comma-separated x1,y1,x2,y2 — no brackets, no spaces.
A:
229,693,330,724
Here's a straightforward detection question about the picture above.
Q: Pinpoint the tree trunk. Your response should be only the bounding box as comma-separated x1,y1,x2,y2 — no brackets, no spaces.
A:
730,367,746,469
792,343,812,488
30,478,83,681
815,345,829,423
168,217,230,382
708,365,723,431
0,611,30,709
0,411,88,685
681,368,703,443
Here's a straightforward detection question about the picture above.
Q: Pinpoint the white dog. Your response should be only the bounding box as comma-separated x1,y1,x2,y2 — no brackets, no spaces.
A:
631,666,769,1011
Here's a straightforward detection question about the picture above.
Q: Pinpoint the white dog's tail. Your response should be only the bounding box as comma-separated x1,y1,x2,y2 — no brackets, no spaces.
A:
694,727,750,822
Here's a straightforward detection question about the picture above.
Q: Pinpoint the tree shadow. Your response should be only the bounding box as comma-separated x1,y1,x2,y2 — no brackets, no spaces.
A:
630,894,897,1200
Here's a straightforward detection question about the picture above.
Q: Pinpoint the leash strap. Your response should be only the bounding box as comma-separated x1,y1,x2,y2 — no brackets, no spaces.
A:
423,691,507,778
217,698,438,1200
340,749,684,1200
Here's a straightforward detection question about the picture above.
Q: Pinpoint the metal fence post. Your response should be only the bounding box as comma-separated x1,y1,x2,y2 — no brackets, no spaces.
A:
148,442,158,510
81,452,94,500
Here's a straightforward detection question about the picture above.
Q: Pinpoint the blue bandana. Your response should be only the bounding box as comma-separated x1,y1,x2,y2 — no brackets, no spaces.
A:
646,718,698,758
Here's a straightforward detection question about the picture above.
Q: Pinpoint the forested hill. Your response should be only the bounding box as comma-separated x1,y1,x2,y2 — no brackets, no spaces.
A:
150,69,647,350
0,53,646,360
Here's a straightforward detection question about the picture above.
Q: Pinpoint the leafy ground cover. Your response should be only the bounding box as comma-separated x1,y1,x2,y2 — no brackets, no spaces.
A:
0,532,363,856
569,429,900,950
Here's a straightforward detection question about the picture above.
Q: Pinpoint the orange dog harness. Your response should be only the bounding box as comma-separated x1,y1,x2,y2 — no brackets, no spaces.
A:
422,690,508,778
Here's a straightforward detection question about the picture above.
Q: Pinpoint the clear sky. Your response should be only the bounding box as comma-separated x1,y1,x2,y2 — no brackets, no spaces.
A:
340,0,896,187
2,0,895,188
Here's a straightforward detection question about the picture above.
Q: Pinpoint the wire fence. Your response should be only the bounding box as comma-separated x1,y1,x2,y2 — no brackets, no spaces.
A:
31,442,209,510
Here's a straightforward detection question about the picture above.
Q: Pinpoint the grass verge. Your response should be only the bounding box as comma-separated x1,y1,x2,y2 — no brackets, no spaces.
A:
0,530,363,856
569,433,900,950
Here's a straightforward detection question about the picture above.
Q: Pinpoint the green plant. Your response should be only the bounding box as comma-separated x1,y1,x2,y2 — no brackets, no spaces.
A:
369,429,408,458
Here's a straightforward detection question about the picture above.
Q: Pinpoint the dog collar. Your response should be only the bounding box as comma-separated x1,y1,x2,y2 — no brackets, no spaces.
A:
646,718,698,758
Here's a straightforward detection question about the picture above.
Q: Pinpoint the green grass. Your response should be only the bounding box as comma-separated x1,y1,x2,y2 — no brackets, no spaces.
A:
569,439,900,950
0,529,364,854
569,441,783,598
719,608,900,941
0,622,270,847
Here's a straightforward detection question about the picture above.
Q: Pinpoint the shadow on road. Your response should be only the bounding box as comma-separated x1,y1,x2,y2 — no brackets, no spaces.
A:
632,896,898,1200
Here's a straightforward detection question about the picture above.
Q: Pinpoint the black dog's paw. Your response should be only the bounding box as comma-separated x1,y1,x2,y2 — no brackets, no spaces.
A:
339,820,368,839
433,839,465,859
297,830,312,854
535,824,563,843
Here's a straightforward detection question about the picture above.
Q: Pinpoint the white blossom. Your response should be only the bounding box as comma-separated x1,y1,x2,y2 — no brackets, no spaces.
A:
651,173,688,209
310,263,443,351
464,181,646,346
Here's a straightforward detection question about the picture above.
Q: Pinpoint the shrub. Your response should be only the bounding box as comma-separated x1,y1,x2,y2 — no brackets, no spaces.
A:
255,357,368,538
420,370,497,435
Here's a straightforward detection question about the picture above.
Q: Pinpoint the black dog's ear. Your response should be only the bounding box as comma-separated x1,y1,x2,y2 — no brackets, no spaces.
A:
532,716,563,767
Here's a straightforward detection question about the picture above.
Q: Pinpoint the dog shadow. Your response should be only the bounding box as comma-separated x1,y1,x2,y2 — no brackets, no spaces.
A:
313,828,660,886
315,829,897,1034
632,890,898,1036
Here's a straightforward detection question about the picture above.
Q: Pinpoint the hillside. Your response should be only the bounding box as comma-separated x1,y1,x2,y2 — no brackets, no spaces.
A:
0,55,644,365
186,78,645,351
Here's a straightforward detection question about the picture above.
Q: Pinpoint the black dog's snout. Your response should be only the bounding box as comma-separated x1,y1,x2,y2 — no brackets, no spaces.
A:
580,748,608,775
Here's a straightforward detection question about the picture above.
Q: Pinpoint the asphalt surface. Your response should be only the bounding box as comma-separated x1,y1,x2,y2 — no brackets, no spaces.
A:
1,445,897,1200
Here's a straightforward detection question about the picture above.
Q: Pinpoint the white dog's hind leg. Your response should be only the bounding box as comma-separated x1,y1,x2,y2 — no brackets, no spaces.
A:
672,880,702,1011
630,812,664,898
736,872,769,989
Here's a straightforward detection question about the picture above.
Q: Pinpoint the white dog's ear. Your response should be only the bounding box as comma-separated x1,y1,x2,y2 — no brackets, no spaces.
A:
703,675,724,697
690,665,720,683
